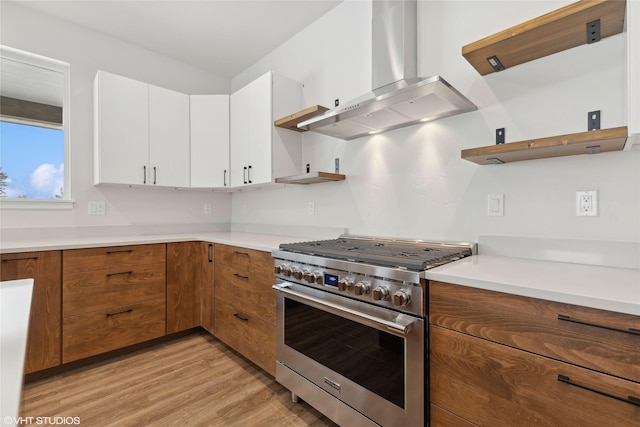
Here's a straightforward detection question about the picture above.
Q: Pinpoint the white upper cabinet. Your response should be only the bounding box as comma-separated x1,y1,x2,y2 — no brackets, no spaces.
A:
94,71,190,188
190,95,230,188
94,71,149,185
230,71,303,188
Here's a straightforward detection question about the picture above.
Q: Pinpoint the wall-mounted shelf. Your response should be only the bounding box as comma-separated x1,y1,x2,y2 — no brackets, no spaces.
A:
274,105,329,132
461,126,628,165
275,171,346,185
462,0,626,75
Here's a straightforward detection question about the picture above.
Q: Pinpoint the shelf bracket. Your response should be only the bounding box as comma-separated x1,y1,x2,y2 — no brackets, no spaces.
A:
588,110,601,131
586,19,601,44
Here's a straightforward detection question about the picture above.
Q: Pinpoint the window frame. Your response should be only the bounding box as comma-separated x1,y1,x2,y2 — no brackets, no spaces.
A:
0,45,73,210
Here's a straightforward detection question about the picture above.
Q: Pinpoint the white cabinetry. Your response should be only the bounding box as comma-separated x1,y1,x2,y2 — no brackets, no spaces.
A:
94,71,190,187
230,71,303,188
190,95,230,188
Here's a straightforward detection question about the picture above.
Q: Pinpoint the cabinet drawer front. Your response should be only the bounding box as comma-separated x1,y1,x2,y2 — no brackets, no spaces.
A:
63,244,166,273
63,264,166,315
430,281,640,382
214,298,275,376
62,299,166,363
430,404,478,427
214,244,273,276
430,326,640,427
214,263,276,324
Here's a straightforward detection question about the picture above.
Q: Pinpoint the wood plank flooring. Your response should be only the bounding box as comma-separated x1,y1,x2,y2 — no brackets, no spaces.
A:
20,331,338,427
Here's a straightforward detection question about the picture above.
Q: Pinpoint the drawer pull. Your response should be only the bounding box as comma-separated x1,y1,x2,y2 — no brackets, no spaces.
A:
106,271,133,277
2,256,39,262
106,249,133,255
234,313,249,322
106,308,133,317
234,273,249,280
233,251,249,256
558,375,640,406
208,244,213,263
557,314,640,336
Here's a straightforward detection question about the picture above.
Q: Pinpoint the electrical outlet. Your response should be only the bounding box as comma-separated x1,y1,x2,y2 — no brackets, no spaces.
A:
576,191,598,216
308,201,315,215
487,194,504,216
88,201,106,215
203,203,212,215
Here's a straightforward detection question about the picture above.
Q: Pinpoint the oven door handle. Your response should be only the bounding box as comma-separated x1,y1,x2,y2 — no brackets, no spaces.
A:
273,283,417,336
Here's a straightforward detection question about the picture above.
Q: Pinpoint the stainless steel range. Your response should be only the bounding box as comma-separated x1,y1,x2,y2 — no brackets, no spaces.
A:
272,235,475,427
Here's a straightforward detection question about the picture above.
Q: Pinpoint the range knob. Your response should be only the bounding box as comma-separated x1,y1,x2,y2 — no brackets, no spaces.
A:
354,281,371,296
275,263,288,274
282,265,293,277
338,277,354,292
372,286,390,301
304,270,323,284
392,290,411,307
292,267,304,280
313,271,323,284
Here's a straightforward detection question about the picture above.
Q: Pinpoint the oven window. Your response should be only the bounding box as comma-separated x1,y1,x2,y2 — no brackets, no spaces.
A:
284,298,405,408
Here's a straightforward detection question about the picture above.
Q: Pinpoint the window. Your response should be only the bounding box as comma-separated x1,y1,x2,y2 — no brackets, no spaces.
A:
0,46,71,209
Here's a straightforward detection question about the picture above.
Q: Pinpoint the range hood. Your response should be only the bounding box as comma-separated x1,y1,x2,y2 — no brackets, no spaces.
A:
298,0,477,140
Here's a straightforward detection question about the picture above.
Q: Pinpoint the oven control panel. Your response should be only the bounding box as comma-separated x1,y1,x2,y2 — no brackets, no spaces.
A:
274,260,423,317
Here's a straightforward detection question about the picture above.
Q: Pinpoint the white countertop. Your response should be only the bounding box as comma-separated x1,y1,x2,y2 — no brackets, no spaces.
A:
0,231,312,254
426,254,640,316
1,279,34,427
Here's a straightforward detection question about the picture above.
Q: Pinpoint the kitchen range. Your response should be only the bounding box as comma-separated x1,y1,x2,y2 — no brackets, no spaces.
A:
272,235,475,427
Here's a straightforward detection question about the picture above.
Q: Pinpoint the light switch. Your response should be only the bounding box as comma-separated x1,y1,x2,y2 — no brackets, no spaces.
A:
487,194,504,216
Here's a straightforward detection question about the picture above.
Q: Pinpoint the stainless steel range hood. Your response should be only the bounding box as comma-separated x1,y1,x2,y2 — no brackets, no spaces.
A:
298,0,477,140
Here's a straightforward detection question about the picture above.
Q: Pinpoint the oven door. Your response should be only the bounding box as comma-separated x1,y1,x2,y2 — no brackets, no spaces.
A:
274,281,425,427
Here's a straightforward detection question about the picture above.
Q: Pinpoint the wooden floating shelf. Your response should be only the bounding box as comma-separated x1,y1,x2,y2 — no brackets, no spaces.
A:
274,105,329,132
275,171,346,185
462,0,626,75
461,126,628,165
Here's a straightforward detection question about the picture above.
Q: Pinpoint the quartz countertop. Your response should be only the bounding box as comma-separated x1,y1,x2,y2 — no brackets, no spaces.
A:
1,279,34,426
425,254,640,316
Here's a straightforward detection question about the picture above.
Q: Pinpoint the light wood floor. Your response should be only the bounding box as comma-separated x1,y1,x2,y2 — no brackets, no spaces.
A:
20,331,338,427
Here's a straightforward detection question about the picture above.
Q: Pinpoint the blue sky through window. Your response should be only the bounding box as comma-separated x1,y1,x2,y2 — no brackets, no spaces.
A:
0,121,64,199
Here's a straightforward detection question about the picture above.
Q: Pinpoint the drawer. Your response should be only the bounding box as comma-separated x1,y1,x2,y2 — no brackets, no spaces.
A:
62,299,166,363
63,244,166,273
430,326,640,427
429,281,640,382
214,262,276,324
63,264,166,315
430,404,478,427
214,244,273,277
214,298,275,376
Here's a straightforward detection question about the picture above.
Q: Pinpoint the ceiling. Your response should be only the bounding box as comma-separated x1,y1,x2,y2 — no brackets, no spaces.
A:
9,0,343,79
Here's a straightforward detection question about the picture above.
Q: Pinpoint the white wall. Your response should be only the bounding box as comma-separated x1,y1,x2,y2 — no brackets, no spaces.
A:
0,2,232,231
231,0,640,243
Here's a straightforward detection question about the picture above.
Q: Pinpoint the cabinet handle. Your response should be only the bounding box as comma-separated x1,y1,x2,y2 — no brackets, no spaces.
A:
106,308,133,317
144,166,147,184
106,271,133,277
223,169,227,187
243,166,248,184
208,244,213,263
233,251,249,256
153,166,157,185
233,313,249,322
2,256,39,262
557,375,640,406
106,249,133,255
557,314,640,336
248,165,252,183
234,273,249,280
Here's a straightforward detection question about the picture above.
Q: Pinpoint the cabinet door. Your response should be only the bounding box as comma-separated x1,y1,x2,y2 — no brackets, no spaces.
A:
247,72,273,186
94,71,149,185
166,242,203,334
230,85,250,187
0,251,61,373
190,95,230,188
201,243,215,335
149,85,190,187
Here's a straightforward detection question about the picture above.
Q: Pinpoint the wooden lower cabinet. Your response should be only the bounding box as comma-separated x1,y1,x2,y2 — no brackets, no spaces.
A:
214,244,276,376
200,243,215,335
430,325,640,426
63,299,166,362
429,404,478,427
0,251,62,373
214,299,276,375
